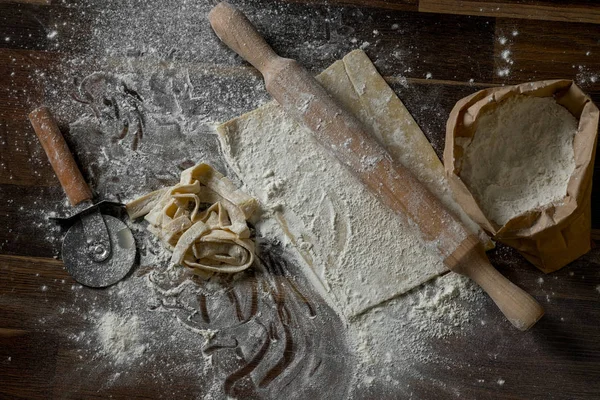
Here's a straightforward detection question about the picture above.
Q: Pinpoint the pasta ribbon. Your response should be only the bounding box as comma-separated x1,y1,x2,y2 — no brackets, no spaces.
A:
127,163,258,274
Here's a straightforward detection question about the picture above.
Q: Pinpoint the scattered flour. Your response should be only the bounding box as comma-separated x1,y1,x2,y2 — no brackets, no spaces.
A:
496,35,513,77
353,272,483,364
97,311,147,365
19,0,494,395
460,95,577,226
349,273,485,393
406,273,480,339
62,223,352,398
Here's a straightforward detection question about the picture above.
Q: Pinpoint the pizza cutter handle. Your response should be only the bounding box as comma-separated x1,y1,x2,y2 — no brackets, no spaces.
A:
29,106,93,206
209,1,281,75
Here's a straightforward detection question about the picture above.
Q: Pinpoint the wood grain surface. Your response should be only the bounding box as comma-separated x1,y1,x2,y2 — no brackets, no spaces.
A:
419,0,600,24
2,0,600,399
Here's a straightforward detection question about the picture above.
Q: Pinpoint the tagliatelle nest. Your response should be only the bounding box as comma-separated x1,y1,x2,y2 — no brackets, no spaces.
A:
126,163,258,274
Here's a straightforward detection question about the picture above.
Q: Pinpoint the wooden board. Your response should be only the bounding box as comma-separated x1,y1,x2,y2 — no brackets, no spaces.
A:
2,0,600,398
419,0,600,24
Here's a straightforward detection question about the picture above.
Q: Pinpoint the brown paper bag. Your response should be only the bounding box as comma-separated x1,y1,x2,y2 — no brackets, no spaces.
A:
444,80,599,273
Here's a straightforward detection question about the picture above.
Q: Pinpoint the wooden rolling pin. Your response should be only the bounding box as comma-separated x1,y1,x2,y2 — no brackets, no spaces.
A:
209,2,544,330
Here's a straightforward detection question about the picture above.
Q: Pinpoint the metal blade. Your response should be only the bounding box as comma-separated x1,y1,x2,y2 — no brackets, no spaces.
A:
62,215,136,288
80,207,112,263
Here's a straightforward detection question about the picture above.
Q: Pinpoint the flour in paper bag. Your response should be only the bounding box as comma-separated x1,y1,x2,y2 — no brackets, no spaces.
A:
460,95,577,226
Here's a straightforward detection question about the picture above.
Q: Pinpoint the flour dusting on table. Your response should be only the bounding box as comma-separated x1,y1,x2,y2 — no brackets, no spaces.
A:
97,311,146,365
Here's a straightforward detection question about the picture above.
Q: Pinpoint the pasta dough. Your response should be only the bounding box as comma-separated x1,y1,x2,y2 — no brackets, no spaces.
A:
127,163,258,274
217,50,490,318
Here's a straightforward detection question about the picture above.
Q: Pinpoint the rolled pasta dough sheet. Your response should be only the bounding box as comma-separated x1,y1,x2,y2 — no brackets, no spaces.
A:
217,50,486,318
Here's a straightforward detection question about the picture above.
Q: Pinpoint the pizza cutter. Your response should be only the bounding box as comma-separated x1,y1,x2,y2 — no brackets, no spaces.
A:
29,106,136,288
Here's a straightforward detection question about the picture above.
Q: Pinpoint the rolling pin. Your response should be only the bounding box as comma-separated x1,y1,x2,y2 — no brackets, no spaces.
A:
208,2,544,330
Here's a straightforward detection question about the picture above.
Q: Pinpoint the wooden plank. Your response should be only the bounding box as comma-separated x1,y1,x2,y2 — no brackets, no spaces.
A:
1,2,600,399
593,171,600,230
0,117,64,187
0,49,60,117
0,0,51,4
0,49,65,187
0,3,95,52
355,10,495,82
0,3,53,51
0,329,59,400
280,0,417,11
0,254,75,333
213,4,497,81
0,184,64,258
419,0,600,24
0,2,496,82
0,254,70,302
492,18,600,89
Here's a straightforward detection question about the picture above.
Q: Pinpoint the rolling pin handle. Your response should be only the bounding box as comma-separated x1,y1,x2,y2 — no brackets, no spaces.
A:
448,236,544,331
28,106,93,206
208,1,280,74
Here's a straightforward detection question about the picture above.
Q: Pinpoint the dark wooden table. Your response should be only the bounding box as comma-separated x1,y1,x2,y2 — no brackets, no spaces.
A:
2,0,600,399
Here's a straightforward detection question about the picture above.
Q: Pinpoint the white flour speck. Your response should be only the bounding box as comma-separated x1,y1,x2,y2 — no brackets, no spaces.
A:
497,68,510,77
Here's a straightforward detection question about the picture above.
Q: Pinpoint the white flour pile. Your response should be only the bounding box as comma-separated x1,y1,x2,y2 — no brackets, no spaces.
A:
406,273,480,338
97,311,147,365
64,247,214,395
349,272,485,392
460,95,578,226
